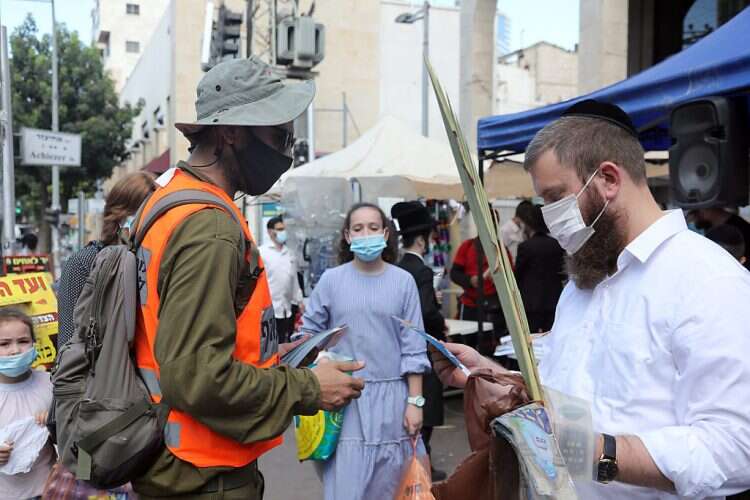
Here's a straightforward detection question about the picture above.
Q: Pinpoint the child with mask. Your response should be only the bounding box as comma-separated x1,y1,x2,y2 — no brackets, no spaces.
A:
301,202,431,500
0,307,55,500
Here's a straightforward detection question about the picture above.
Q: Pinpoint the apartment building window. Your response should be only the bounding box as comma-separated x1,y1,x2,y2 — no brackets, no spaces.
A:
126,3,140,15
126,41,140,53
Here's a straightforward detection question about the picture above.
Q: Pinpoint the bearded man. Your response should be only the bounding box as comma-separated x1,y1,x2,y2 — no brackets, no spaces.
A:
432,100,750,499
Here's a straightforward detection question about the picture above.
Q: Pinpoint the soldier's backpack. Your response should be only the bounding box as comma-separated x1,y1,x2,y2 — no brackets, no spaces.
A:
49,189,249,488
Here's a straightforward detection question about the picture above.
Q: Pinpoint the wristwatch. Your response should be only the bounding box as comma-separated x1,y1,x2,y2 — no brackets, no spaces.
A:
407,395,426,408
596,433,619,483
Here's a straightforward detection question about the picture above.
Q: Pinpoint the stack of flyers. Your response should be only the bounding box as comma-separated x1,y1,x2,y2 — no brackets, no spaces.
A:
392,316,471,377
494,334,546,361
282,326,347,368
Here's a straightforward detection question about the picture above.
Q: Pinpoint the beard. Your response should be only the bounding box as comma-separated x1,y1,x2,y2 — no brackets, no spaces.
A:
565,189,627,290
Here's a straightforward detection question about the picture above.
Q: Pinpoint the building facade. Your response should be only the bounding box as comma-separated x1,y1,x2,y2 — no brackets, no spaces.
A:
112,0,464,179
91,0,170,92
495,42,578,115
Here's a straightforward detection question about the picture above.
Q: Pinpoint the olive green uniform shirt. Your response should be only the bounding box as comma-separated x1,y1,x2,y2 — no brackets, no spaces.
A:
133,165,321,498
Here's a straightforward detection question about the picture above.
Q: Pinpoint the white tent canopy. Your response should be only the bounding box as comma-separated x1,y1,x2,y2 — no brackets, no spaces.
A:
281,116,468,200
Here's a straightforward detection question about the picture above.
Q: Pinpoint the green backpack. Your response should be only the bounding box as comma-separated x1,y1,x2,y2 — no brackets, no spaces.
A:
50,189,247,489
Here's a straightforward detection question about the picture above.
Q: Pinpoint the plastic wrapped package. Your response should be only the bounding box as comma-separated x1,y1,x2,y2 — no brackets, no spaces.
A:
293,352,350,461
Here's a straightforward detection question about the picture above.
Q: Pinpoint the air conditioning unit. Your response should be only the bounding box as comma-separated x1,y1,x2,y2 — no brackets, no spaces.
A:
276,17,325,69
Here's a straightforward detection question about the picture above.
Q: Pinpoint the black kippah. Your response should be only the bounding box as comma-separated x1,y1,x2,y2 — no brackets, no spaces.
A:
561,99,638,138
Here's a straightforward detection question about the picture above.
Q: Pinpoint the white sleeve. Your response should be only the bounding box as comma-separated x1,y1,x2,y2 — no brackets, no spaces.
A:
637,273,750,498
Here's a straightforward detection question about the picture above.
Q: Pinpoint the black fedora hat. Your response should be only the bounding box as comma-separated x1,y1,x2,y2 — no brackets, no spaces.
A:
391,201,434,235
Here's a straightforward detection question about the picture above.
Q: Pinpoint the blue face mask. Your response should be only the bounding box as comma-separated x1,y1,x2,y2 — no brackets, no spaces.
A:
0,347,37,378
275,230,288,244
350,234,387,262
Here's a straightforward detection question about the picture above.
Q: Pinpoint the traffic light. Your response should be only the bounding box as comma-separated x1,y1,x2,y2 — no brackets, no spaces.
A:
276,17,325,69
206,6,243,70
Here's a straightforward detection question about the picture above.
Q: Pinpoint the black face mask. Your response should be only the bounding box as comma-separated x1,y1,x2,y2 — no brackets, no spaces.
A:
230,130,293,196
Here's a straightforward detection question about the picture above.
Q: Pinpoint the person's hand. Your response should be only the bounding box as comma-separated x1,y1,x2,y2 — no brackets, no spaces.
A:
469,275,479,289
482,269,491,280
298,303,306,316
404,404,423,436
435,290,443,305
429,342,487,388
0,442,12,465
34,411,49,427
311,360,366,411
278,334,310,359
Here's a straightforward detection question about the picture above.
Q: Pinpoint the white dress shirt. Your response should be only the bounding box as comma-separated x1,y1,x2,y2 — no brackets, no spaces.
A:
540,210,750,499
259,242,303,319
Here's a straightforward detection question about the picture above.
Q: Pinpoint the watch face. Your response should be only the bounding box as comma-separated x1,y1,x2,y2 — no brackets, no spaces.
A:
409,396,426,407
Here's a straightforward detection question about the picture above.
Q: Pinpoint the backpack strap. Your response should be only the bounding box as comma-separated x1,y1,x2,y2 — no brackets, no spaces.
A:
129,190,252,274
132,189,246,250
129,189,260,312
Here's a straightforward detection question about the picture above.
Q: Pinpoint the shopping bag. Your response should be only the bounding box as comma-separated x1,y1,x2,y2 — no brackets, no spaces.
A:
294,352,348,461
394,437,435,500
294,408,344,461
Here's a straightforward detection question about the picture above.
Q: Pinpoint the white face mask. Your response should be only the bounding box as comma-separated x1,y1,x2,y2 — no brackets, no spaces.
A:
541,170,609,255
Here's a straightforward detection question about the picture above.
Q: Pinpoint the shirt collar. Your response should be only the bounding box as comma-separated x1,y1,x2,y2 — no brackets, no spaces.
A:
263,241,287,254
619,210,687,268
177,161,217,185
404,250,425,263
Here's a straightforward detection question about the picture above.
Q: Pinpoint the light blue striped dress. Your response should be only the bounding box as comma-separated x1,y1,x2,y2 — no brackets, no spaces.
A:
302,262,431,500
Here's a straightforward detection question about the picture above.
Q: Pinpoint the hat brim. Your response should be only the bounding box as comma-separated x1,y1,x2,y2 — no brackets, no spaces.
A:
398,222,436,236
175,79,316,137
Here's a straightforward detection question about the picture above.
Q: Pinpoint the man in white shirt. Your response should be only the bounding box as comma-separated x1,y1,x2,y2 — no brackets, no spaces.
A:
259,216,304,343
499,200,532,261
432,100,750,499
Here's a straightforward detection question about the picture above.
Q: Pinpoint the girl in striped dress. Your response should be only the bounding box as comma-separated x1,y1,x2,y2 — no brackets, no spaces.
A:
302,202,431,500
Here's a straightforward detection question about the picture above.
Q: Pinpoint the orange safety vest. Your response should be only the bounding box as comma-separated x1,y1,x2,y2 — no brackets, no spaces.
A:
133,168,281,468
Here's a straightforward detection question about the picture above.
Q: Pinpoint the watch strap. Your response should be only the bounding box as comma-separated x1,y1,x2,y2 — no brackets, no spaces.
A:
596,433,618,483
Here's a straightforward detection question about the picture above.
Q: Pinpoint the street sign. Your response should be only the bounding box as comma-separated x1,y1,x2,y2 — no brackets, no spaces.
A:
20,127,81,167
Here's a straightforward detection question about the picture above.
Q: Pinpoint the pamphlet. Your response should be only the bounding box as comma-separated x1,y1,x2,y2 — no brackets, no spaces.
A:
392,316,471,377
282,326,347,368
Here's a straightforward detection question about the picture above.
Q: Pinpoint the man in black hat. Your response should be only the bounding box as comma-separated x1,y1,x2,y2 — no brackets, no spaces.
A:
391,201,447,481
430,100,750,499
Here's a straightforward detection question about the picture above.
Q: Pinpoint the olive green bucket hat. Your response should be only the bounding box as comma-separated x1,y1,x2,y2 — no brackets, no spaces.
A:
175,56,315,137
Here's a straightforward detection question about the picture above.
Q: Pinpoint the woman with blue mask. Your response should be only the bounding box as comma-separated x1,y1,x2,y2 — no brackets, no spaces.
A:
301,202,431,500
0,308,55,499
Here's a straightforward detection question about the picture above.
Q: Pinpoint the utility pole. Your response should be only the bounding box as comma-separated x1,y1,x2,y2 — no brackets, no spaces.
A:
50,0,61,277
1,25,16,253
422,1,429,138
395,1,430,138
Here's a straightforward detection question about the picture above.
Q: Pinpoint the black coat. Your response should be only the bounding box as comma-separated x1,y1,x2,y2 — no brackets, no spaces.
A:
515,234,566,315
397,252,445,427
398,253,446,339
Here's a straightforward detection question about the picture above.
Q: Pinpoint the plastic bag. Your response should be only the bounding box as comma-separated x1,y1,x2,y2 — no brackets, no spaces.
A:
294,352,347,461
294,408,344,461
394,437,435,500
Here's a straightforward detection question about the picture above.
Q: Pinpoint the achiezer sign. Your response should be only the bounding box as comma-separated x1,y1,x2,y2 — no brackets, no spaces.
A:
21,127,82,167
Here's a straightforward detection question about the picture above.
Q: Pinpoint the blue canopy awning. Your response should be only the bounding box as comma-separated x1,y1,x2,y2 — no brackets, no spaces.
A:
477,6,750,155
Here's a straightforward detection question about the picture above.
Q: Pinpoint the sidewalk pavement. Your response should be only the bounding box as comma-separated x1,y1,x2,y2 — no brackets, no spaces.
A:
261,395,471,499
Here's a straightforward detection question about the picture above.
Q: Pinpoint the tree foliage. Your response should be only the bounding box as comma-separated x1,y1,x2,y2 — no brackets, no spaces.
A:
10,15,138,225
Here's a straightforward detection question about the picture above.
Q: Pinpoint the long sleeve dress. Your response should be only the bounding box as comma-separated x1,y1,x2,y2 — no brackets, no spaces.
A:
302,262,432,500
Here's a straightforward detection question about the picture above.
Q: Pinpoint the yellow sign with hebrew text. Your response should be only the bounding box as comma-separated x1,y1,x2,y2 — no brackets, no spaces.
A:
0,272,59,367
